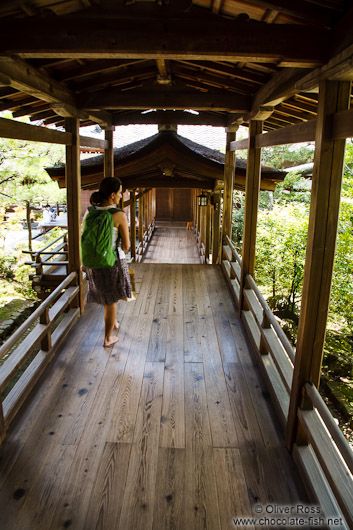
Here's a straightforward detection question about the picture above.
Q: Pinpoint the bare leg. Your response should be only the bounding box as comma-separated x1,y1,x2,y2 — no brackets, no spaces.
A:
103,303,119,347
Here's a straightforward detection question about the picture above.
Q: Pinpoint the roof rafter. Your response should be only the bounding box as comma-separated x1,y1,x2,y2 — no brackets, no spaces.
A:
0,56,112,127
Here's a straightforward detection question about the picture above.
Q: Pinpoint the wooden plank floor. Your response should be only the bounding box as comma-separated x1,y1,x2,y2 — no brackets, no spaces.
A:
142,222,201,263
0,264,309,530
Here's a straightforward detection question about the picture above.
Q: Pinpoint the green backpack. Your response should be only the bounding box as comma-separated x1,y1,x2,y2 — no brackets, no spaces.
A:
80,207,122,269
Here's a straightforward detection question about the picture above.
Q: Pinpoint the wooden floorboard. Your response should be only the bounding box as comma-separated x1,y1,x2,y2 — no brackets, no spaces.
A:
142,223,201,264
0,261,309,529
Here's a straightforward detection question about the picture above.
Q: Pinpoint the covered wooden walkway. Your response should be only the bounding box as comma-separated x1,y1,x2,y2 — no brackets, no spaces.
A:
0,263,307,530
142,222,201,264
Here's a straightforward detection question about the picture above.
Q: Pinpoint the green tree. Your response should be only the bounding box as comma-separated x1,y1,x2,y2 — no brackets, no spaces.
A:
0,112,66,250
328,140,353,331
255,203,309,323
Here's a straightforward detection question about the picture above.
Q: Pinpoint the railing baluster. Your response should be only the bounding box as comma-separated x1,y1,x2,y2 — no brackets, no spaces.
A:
40,306,52,351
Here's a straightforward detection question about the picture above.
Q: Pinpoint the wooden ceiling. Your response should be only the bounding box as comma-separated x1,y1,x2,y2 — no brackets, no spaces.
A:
0,0,352,132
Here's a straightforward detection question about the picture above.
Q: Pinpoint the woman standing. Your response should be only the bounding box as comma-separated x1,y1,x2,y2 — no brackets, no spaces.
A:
83,177,131,347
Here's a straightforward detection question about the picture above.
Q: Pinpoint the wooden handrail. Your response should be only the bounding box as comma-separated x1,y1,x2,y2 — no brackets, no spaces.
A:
0,271,77,360
246,274,295,364
31,231,67,257
304,382,353,474
225,235,242,266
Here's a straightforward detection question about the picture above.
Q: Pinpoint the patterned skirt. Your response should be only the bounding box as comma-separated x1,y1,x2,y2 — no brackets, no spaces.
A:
86,258,132,306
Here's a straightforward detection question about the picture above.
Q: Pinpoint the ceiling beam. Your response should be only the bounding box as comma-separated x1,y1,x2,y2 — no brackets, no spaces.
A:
0,15,328,66
112,110,228,127
175,60,267,85
171,64,256,93
0,116,71,145
238,0,333,27
0,56,113,127
228,67,312,125
230,119,317,150
77,90,251,112
0,56,76,106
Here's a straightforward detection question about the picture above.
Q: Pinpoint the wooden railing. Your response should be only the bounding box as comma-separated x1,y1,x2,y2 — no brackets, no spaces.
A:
0,272,80,443
135,218,155,262
294,383,353,529
196,230,206,263
23,231,69,299
222,235,352,528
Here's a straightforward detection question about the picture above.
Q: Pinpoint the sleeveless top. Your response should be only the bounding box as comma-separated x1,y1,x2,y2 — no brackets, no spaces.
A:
96,205,126,259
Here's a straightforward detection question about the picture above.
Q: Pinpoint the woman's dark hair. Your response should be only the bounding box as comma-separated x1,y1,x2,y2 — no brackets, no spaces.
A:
90,177,122,206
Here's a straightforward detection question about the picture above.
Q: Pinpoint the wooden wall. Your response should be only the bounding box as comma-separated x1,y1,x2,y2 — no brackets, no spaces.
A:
155,188,193,221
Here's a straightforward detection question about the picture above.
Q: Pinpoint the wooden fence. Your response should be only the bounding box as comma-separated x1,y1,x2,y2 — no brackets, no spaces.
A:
0,272,80,443
222,235,353,529
23,231,69,299
135,218,155,262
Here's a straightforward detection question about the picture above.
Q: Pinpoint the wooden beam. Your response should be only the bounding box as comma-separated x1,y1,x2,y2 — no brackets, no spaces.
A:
79,136,109,149
231,119,317,151
176,59,267,85
231,109,353,151
297,43,353,92
286,80,351,449
104,128,114,179
221,131,236,244
205,203,211,262
112,110,228,127
138,191,144,248
0,116,110,148
0,116,71,145
332,107,353,139
0,56,112,127
171,64,255,93
257,119,317,147
212,191,221,264
211,0,223,14
233,68,313,126
239,120,263,313
238,0,333,27
78,90,251,112
0,17,328,66
65,118,84,312
0,56,76,106
130,190,136,260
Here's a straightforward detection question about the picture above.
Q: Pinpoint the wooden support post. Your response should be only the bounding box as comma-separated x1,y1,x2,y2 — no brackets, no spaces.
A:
152,188,156,219
130,190,136,261
104,127,114,178
200,203,206,244
199,201,207,262
144,190,148,233
286,80,351,449
65,117,83,312
40,306,52,351
195,190,201,234
221,130,237,245
212,191,221,264
192,189,196,228
239,120,263,315
205,201,211,263
138,191,144,249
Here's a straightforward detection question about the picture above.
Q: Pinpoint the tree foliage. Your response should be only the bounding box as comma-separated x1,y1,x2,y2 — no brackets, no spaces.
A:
231,139,353,339
0,112,66,210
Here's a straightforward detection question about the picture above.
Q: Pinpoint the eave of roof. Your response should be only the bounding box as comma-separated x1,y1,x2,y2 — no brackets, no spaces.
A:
46,130,286,192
